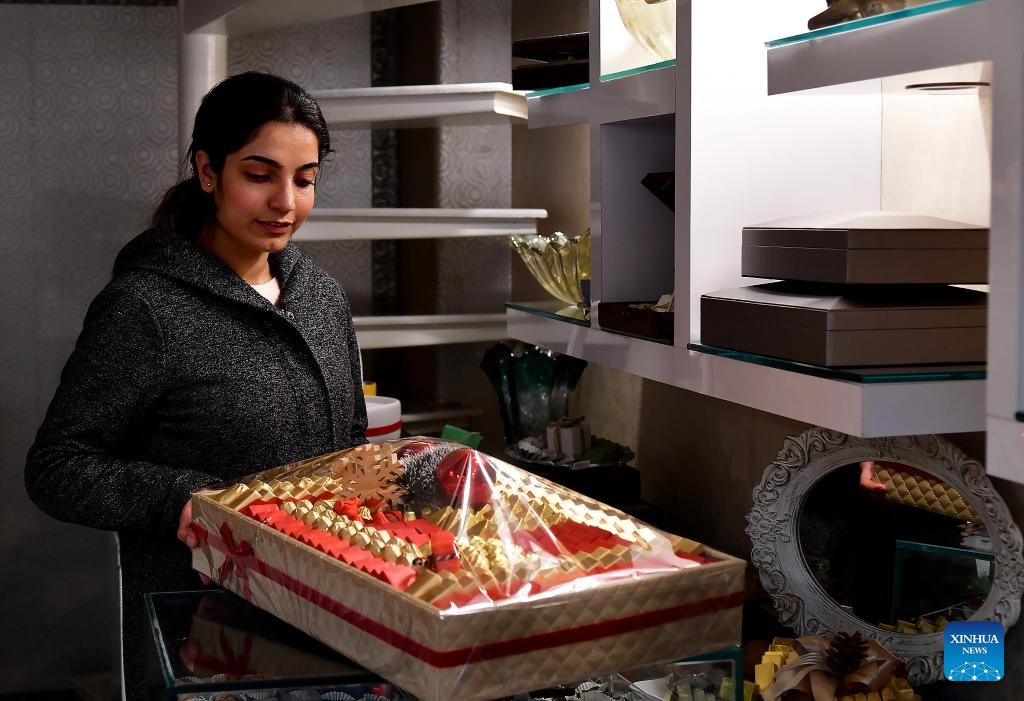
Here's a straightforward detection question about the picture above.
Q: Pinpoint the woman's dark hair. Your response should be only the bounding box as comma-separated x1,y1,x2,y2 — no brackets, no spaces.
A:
152,71,331,238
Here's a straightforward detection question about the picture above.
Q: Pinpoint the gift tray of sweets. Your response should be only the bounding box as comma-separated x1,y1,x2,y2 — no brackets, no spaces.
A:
190,438,745,701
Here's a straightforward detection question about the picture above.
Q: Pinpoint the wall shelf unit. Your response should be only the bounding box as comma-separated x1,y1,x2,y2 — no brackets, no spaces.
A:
508,305,985,438
508,0,1021,459
297,208,547,241
312,83,529,129
762,0,1024,483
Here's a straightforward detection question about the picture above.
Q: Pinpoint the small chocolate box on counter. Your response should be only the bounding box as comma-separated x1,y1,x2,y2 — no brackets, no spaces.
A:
700,282,986,367
190,438,745,701
741,211,988,285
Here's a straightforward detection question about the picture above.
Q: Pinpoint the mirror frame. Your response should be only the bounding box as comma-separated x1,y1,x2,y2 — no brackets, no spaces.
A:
745,428,1023,685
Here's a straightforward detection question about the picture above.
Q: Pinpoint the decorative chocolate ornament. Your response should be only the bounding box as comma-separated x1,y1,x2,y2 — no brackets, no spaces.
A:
436,448,495,508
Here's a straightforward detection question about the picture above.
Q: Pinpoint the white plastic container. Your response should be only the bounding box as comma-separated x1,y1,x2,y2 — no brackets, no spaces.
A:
364,395,402,443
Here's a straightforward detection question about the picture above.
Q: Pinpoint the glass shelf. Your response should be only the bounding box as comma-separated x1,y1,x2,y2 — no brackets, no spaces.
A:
599,58,675,83
766,0,985,48
526,82,590,99
688,344,986,384
506,300,591,327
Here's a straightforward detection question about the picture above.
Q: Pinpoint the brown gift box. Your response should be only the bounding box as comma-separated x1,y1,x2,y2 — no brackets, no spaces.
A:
741,211,987,285
189,440,745,701
700,282,986,367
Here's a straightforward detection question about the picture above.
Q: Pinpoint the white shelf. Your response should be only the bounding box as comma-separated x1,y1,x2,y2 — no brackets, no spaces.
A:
356,313,508,349
311,83,528,130
296,208,547,241
766,0,1007,94
507,309,985,438
182,0,433,35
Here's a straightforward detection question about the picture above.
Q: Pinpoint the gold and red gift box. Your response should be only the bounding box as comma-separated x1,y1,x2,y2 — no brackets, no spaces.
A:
190,439,745,701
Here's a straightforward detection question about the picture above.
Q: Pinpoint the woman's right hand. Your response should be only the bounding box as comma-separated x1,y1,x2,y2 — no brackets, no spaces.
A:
177,499,198,549
177,500,213,584
859,460,887,492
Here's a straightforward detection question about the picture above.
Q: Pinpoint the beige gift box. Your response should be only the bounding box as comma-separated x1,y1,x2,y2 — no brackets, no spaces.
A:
190,441,745,701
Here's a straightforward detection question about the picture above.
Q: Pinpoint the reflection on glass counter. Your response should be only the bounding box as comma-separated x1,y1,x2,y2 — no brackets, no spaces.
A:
146,590,391,700
146,590,744,701
891,539,995,628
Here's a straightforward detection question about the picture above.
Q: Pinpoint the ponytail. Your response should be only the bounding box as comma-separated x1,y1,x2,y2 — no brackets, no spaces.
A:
151,175,214,240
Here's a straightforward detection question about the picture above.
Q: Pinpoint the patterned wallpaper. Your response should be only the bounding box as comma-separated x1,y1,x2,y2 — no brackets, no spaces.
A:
229,16,374,315
435,0,513,420
437,0,513,315
0,4,178,692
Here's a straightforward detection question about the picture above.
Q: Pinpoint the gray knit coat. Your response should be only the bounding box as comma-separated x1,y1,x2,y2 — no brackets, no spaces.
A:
25,227,368,697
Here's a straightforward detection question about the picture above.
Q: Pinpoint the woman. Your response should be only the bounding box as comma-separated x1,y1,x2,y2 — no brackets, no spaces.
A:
25,71,367,699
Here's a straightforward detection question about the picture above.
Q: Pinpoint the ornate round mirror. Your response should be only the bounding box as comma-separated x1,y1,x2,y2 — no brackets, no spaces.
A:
746,428,1024,685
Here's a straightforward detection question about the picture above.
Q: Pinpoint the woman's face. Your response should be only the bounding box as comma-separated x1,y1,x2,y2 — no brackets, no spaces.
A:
197,121,320,262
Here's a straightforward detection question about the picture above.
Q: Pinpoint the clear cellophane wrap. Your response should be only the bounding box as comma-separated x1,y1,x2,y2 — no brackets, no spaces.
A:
190,437,745,701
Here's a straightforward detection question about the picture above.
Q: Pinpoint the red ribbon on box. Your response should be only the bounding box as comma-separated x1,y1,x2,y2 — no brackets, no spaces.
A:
215,522,255,601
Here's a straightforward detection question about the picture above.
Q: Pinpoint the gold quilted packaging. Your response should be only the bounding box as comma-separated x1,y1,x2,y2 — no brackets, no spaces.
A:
875,465,978,521
190,438,745,701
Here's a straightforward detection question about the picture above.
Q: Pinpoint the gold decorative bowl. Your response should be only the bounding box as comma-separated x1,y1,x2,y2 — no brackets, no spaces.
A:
509,230,590,316
614,0,676,61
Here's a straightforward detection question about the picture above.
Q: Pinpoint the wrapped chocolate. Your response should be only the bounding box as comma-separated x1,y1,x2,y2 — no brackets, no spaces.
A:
190,438,744,701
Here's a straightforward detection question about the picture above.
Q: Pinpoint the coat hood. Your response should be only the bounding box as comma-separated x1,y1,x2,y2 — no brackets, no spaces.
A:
112,227,306,308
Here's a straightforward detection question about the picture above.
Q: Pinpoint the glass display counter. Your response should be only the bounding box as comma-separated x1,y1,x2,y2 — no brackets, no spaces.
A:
146,589,743,701
891,539,996,625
